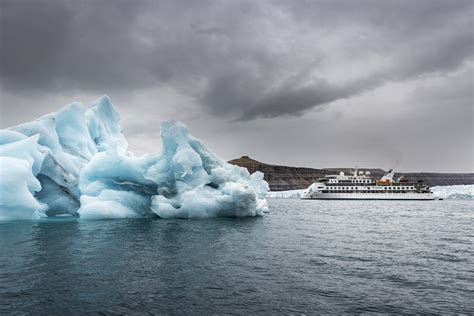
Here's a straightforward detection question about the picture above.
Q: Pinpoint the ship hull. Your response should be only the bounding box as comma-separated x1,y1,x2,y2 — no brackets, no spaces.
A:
301,192,436,200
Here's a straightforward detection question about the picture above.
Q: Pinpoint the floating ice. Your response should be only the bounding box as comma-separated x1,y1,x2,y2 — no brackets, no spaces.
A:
266,190,304,199
0,132,47,219
0,96,268,220
431,185,473,200
144,120,268,218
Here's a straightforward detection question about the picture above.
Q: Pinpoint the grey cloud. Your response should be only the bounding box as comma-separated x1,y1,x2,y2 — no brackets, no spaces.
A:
0,0,148,91
0,0,472,172
1,0,473,121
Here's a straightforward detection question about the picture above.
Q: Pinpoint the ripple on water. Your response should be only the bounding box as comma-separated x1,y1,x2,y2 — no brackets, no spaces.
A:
0,199,473,314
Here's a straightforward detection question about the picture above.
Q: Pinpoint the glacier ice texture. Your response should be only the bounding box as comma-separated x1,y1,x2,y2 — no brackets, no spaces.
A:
266,190,304,199
0,96,269,220
430,185,473,200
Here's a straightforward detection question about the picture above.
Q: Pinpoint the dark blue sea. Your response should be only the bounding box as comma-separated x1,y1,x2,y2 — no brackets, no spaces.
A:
1,199,473,314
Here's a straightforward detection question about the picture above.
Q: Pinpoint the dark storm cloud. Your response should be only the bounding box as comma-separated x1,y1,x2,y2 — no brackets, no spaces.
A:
0,0,147,91
1,0,473,120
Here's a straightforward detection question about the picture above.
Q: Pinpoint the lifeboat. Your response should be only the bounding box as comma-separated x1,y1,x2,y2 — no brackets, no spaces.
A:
377,179,391,186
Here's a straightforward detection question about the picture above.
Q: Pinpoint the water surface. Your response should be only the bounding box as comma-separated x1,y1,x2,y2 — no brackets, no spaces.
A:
1,199,473,314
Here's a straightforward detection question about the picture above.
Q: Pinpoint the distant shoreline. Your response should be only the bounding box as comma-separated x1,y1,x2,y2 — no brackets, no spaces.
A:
228,156,474,191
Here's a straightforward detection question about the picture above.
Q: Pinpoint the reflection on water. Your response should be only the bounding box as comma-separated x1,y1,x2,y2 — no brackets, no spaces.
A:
1,200,473,314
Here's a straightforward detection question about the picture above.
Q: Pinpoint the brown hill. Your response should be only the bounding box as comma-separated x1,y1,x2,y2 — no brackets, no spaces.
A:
228,156,474,191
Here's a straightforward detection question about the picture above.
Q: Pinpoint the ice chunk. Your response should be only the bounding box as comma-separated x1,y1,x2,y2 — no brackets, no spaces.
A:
35,175,80,216
85,96,128,154
144,120,268,218
0,132,45,175
0,133,47,219
0,96,133,219
0,96,269,220
79,190,153,219
0,157,47,220
77,151,157,218
55,102,98,161
266,189,304,199
0,130,29,145
431,185,473,200
76,120,269,219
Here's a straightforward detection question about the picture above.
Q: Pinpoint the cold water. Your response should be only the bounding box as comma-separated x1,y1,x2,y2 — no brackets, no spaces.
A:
1,199,473,314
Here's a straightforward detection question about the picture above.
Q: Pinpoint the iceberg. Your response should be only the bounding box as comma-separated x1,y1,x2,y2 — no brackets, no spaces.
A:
431,185,473,200
0,96,269,220
266,190,304,199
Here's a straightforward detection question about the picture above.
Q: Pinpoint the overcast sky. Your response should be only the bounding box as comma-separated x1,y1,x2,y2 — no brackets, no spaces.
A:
1,0,473,172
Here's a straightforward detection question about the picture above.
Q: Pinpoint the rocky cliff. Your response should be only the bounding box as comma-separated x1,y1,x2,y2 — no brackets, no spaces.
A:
228,156,474,191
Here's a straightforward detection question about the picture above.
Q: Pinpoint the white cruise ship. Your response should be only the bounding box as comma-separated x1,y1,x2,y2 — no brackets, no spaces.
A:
301,168,435,200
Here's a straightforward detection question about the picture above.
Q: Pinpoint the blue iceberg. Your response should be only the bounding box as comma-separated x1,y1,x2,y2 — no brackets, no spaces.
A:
0,96,269,220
